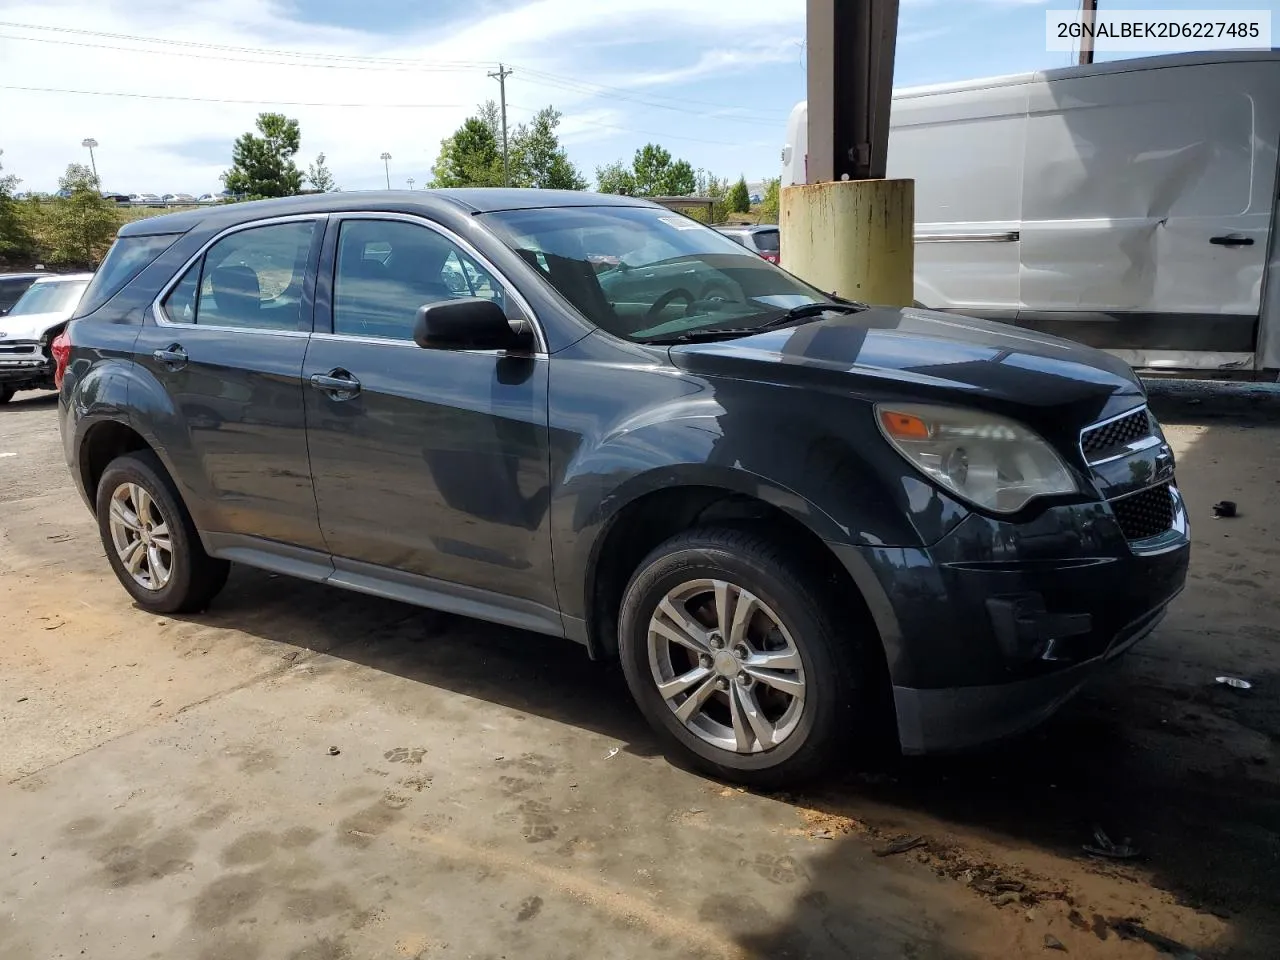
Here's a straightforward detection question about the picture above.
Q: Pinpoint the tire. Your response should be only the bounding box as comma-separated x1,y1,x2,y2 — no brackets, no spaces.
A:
96,450,230,613
618,526,883,787
0,385,13,404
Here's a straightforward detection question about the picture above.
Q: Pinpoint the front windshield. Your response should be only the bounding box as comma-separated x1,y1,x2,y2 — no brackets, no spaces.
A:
482,205,831,342
9,279,89,317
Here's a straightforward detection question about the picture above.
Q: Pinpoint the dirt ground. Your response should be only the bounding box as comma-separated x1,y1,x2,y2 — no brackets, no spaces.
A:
0,385,1277,960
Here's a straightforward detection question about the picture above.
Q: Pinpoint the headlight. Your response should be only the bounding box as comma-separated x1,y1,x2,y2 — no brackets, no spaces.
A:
875,403,1078,513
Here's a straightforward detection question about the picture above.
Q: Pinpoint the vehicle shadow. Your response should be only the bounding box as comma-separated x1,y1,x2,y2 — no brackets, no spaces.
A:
165,388,1279,959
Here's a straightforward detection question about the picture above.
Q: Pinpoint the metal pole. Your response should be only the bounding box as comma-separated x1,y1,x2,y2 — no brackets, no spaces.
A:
380,152,392,189
806,0,899,182
81,137,99,183
488,63,513,186
1078,0,1098,65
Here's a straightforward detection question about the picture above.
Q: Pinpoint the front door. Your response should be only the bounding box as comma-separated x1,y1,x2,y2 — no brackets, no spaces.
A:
134,217,327,551
302,214,555,613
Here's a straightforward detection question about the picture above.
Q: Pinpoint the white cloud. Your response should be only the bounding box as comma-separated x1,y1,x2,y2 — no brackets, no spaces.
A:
0,0,804,192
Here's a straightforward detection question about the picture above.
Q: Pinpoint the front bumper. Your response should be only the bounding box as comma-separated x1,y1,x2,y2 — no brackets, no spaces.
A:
0,344,53,384
833,484,1191,754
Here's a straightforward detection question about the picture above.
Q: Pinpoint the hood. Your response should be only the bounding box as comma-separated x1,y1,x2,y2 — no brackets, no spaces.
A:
668,306,1146,431
0,310,72,343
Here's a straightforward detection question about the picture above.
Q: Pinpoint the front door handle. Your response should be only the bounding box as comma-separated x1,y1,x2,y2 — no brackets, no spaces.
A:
1210,234,1254,247
152,344,188,370
309,369,361,400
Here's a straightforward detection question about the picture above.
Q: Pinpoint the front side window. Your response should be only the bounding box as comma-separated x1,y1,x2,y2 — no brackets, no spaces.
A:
331,219,506,342
482,205,830,343
8,279,89,317
160,221,316,331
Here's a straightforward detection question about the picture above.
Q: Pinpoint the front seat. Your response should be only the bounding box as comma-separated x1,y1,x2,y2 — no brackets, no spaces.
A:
208,265,262,327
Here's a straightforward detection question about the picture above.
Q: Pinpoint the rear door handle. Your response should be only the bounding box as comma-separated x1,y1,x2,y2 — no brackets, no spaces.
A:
309,370,361,399
1210,234,1254,247
152,344,188,370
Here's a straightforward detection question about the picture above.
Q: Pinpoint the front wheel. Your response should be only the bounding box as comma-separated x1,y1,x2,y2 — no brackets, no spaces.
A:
618,527,883,786
96,450,230,613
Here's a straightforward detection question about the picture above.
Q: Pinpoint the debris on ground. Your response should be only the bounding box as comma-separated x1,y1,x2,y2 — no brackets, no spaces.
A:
1083,826,1140,860
1044,933,1068,952
874,835,926,857
992,892,1021,906
1215,676,1252,690
327,746,341,756
1113,920,1199,959
604,747,619,759
16,697,27,703
1211,500,1237,518
1067,910,1089,931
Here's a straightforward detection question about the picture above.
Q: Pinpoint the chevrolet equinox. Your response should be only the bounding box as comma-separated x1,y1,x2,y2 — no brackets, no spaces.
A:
58,190,1190,784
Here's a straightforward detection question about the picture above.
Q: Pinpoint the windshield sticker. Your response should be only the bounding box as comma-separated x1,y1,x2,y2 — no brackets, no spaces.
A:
658,216,701,230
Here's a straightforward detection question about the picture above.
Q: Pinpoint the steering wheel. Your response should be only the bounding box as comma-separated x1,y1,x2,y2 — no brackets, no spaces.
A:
699,281,739,304
645,287,696,320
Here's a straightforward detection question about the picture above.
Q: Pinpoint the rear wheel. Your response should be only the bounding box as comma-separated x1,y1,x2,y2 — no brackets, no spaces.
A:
618,527,882,786
96,451,229,613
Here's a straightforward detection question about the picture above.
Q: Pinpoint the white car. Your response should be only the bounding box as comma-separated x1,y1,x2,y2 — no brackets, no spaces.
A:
0,273,92,404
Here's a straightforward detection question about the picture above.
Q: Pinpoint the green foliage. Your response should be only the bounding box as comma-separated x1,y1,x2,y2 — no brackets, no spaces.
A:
595,160,636,195
0,149,36,263
432,102,586,190
431,114,504,187
222,113,303,198
511,107,587,190
598,143,697,197
727,176,750,214
38,164,118,267
760,177,781,222
307,152,336,192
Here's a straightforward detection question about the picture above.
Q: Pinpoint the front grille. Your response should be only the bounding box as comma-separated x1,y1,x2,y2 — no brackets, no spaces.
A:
1081,408,1152,463
0,343,37,356
1111,484,1174,541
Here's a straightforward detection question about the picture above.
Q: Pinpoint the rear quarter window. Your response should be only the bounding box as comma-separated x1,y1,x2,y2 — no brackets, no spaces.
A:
74,233,182,318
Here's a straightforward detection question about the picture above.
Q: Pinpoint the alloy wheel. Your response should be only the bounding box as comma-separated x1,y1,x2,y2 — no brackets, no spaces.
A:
107,481,174,591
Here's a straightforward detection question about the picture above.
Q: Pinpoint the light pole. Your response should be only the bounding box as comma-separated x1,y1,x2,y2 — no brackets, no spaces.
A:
406,177,415,190
380,152,392,189
81,138,99,183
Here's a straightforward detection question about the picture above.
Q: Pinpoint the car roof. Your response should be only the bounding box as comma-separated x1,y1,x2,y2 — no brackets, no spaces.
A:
714,224,777,234
0,271,49,280
119,189,664,237
31,273,94,284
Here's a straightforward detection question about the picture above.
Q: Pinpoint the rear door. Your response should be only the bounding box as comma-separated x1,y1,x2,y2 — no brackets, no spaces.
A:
134,215,328,551
1017,59,1274,369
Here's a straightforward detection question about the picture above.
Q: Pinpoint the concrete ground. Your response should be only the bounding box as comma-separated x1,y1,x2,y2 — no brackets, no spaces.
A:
1,386,1277,960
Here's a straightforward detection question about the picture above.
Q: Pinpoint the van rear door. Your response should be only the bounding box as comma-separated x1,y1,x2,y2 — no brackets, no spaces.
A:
1016,56,1277,373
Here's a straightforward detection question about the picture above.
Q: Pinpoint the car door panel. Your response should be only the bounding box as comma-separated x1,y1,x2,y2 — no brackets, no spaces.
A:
302,214,556,610
132,217,327,551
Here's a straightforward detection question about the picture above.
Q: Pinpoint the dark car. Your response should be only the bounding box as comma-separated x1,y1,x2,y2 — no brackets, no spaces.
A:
714,223,780,264
0,271,49,316
56,190,1189,784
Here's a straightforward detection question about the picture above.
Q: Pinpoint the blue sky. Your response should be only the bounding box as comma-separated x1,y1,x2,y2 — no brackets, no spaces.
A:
0,0,1276,193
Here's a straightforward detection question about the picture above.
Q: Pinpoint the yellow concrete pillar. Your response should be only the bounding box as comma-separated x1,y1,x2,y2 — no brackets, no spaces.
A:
780,179,915,307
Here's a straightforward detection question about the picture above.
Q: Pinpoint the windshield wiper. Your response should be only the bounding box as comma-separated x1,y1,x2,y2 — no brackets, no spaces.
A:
636,302,866,345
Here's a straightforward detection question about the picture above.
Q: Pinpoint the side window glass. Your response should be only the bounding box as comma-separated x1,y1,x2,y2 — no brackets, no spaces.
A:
191,221,315,331
333,219,507,341
161,260,200,323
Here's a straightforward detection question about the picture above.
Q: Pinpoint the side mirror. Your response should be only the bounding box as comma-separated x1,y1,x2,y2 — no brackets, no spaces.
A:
413,298,533,352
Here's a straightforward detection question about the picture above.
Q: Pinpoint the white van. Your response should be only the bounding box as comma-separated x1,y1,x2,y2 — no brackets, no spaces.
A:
782,51,1280,377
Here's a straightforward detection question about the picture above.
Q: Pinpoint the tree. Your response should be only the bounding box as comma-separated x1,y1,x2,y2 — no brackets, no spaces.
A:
306,152,336,192
597,143,697,197
0,149,35,263
727,176,751,214
511,107,587,190
222,112,303,199
759,177,781,222
430,113,504,188
595,160,636,195
42,163,117,267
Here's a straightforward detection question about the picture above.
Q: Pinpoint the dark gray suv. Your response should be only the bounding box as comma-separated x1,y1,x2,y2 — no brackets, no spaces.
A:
58,190,1189,784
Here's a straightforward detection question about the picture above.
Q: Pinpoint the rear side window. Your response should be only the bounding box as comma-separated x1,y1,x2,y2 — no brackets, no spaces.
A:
75,234,180,317
160,221,317,331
